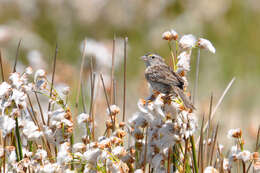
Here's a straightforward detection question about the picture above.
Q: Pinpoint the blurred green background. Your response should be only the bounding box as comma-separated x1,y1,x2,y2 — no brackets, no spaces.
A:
0,0,259,147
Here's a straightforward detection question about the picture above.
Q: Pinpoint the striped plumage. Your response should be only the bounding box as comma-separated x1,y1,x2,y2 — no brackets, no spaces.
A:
141,53,195,110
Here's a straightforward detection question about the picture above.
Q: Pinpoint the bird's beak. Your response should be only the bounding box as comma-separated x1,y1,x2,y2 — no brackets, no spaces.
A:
141,55,147,61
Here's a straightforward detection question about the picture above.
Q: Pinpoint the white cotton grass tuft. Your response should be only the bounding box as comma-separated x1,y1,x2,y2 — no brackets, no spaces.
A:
237,150,251,162
0,116,16,137
177,50,192,72
77,113,90,124
107,104,120,116
83,148,102,164
25,66,33,75
162,29,178,41
34,149,47,160
81,38,111,69
198,38,216,54
0,29,257,173
22,120,43,140
227,128,242,139
0,82,11,98
179,34,197,49
134,169,143,173
73,143,86,152
204,166,219,173
9,73,23,89
34,69,46,82
57,142,73,165
62,86,70,96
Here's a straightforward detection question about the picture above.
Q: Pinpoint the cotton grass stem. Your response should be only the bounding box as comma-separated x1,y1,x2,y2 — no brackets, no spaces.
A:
193,48,200,105
110,35,116,104
190,135,198,173
0,50,5,82
123,37,127,122
204,77,235,132
13,39,22,73
76,40,87,109
15,117,23,161
100,74,115,131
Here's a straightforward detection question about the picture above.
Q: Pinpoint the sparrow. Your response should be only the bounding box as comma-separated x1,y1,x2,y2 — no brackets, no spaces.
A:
141,53,195,110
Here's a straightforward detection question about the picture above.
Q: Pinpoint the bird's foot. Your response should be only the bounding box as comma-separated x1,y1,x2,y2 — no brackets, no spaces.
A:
145,90,160,105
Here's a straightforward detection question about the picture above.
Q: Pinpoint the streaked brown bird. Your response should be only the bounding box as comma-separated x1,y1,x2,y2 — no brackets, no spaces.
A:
141,53,195,110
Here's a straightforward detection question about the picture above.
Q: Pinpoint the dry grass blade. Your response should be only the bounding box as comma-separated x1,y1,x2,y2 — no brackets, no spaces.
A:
26,93,39,127
203,77,235,133
242,161,246,173
196,94,213,149
26,93,44,157
256,125,260,151
210,123,219,166
113,79,117,104
246,126,260,172
3,137,6,173
47,44,58,113
76,40,87,108
143,127,148,172
13,39,22,73
167,147,172,173
183,139,188,173
246,161,253,173
90,73,96,140
110,35,116,104
26,94,52,159
26,107,37,127
81,81,87,113
0,50,5,82
89,58,95,118
34,92,46,125
217,142,224,173
100,73,115,131
123,37,128,122
203,94,214,164
198,114,204,172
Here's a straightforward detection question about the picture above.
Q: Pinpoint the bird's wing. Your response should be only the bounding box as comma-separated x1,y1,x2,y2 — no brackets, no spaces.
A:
145,64,184,88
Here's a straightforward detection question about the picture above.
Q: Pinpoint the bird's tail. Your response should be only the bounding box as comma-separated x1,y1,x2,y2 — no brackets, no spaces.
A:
174,87,195,110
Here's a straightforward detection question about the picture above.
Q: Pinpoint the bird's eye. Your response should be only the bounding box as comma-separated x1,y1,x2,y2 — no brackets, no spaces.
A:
151,56,155,59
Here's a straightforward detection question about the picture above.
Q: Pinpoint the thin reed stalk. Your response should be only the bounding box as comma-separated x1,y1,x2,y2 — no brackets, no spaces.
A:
47,44,58,112
76,40,87,109
15,117,23,161
0,50,5,82
100,74,115,131
210,124,219,166
193,48,200,105
13,39,22,73
143,127,148,172
89,57,94,118
90,74,96,140
255,125,260,151
110,35,116,104
34,92,46,125
198,115,205,172
191,135,199,173
122,37,127,122
81,81,87,113
203,77,235,133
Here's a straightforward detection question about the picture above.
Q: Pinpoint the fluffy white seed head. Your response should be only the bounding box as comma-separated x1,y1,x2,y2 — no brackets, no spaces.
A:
198,38,216,54
179,34,196,49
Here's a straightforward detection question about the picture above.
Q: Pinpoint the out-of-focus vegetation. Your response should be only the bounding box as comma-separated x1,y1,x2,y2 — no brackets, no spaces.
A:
0,0,259,145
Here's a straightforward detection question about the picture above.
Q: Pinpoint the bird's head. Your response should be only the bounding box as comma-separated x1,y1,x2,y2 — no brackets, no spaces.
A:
141,53,165,67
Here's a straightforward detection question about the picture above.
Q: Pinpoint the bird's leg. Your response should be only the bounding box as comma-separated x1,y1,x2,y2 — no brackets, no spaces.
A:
146,90,160,104
161,94,172,105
